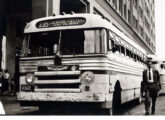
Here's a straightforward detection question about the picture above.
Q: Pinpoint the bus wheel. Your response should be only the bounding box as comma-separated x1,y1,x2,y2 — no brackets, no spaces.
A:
112,80,122,114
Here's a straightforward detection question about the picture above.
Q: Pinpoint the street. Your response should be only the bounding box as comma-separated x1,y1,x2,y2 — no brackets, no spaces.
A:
1,94,165,115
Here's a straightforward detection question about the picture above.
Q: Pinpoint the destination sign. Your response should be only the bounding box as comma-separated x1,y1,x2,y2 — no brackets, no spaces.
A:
36,17,86,28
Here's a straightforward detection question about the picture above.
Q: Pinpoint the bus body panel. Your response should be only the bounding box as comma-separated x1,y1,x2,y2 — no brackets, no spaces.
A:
18,54,144,107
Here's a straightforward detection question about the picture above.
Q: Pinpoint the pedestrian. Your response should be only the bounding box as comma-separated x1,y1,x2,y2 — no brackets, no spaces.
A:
3,70,9,95
0,69,4,95
0,69,3,95
53,44,62,66
10,79,15,96
142,60,161,115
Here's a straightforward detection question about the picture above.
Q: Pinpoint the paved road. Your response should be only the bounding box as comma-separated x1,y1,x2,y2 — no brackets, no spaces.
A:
1,95,165,115
0,96,38,115
121,94,165,115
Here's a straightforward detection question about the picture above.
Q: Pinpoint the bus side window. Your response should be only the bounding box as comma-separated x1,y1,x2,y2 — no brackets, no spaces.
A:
111,40,117,53
130,52,134,59
109,39,118,53
142,54,146,64
108,38,115,51
108,30,115,52
115,43,120,53
113,34,121,54
134,54,137,61
126,49,130,58
139,53,143,63
139,53,142,63
133,49,137,61
111,40,115,48
121,45,125,55
137,55,140,62
140,57,142,63
110,40,118,53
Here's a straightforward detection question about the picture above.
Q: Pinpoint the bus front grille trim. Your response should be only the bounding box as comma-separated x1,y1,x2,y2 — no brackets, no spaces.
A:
34,71,81,92
34,88,81,93
34,71,81,76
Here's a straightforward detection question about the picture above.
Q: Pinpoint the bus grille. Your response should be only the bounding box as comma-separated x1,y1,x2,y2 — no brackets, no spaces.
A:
34,71,81,93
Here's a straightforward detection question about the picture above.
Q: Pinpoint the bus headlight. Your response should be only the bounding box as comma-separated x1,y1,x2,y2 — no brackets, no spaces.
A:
25,73,35,84
81,71,95,84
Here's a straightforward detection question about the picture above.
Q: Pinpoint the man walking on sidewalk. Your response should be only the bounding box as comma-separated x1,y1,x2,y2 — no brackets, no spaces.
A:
142,60,161,115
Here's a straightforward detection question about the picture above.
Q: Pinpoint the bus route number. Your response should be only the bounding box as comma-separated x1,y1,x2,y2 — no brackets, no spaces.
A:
36,17,86,28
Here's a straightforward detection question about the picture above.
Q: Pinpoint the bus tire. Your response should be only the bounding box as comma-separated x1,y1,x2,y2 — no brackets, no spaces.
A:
112,80,122,114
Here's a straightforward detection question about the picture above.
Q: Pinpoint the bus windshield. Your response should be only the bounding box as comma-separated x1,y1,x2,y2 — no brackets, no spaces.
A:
21,29,107,57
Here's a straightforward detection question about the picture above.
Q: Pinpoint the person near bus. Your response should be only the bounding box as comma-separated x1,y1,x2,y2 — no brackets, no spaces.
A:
0,69,4,95
0,69,3,95
142,60,161,115
53,44,62,66
3,70,9,95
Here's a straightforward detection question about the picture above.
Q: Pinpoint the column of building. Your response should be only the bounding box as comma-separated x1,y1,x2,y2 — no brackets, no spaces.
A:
0,0,7,70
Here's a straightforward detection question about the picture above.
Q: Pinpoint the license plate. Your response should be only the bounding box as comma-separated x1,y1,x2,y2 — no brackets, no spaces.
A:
21,84,33,92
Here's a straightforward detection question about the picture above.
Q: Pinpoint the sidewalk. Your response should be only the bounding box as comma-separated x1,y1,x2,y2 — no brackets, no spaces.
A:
0,95,39,115
0,95,17,105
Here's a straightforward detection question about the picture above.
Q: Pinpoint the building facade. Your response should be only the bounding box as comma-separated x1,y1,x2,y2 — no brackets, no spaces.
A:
0,0,155,79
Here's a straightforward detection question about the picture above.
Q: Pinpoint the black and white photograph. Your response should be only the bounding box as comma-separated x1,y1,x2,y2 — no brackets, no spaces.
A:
0,0,165,118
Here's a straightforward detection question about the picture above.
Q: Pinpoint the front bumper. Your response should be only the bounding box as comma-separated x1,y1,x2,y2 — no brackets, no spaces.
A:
17,92,108,102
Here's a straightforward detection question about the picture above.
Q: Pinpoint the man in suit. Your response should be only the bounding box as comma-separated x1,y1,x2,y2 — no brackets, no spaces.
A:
53,44,62,66
143,61,161,115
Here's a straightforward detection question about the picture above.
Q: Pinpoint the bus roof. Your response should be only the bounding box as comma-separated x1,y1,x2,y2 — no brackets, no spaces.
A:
24,13,146,55
24,14,111,33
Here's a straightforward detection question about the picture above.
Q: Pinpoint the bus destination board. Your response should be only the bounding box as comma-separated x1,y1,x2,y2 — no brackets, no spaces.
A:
36,17,86,28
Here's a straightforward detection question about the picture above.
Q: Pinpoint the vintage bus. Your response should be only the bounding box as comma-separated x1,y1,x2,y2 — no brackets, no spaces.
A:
17,13,147,114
